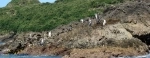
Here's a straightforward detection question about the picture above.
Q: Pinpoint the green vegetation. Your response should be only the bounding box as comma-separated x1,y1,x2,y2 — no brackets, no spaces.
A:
0,0,124,32
6,0,40,7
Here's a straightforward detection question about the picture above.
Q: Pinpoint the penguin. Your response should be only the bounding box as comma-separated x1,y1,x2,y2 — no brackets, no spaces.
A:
80,19,84,23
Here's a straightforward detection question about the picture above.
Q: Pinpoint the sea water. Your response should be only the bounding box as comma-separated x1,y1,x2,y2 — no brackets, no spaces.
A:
0,54,61,58
1,54,150,58
1,52,150,58
0,42,5,45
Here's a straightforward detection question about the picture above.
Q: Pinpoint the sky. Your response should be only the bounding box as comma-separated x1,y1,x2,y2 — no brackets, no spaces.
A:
0,0,56,8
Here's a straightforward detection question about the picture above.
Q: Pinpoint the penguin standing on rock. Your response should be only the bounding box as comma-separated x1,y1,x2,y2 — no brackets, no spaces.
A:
95,14,98,19
88,19,92,26
48,31,52,37
40,38,44,45
95,13,101,24
103,19,106,26
80,19,84,23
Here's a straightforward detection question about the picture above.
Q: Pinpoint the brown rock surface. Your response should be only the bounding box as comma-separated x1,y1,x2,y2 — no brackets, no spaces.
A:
62,47,146,58
18,45,69,56
0,1,150,58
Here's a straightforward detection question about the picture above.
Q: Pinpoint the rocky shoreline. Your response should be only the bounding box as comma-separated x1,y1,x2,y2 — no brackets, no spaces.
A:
1,1,150,58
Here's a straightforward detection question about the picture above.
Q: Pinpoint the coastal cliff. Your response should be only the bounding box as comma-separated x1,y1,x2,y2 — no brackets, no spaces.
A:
0,0,150,58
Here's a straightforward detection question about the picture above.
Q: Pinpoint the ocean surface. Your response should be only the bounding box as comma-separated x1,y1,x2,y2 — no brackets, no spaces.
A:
0,54,61,58
1,54,150,58
0,42,5,45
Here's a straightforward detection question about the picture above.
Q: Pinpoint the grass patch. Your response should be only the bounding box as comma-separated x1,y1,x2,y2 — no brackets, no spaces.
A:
0,0,124,32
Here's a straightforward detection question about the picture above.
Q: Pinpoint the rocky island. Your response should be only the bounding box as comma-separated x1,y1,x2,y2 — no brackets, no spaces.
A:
0,0,150,58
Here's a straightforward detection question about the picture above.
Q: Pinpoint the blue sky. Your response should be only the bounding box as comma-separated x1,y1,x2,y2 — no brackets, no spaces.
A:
0,0,56,7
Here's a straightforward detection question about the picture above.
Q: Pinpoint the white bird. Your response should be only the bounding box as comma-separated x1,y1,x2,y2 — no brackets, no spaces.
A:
95,14,98,19
40,38,45,45
80,19,84,23
103,19,106,26
89,19,92,26
110,5,115,7
48,31,52,37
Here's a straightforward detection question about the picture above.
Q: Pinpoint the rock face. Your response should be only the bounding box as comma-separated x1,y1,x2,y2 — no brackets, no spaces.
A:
102,2,150,48
62,47,146,58
0,31,16,42
0,1,150,58
103,2,150,35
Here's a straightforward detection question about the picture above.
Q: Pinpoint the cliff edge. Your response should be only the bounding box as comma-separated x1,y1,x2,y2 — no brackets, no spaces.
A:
0,1,150,58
